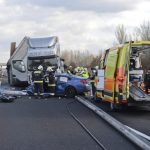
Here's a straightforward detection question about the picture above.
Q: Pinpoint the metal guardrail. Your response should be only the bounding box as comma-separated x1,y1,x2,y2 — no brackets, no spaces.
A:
76,96,150,150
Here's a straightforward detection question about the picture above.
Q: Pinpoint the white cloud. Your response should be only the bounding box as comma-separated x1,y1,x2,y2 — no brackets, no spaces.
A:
0,0,4,4
0,1,150,62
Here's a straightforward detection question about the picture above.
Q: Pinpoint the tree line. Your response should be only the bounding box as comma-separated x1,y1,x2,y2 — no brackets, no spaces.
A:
61,49,102,68
115,21,150,70
61,21,150,69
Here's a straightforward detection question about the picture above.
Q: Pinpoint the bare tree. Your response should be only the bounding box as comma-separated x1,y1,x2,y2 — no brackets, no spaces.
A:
132,28,140,41
138,21,150,41
115,24,127,44
136,21,150,70
61,49,97,67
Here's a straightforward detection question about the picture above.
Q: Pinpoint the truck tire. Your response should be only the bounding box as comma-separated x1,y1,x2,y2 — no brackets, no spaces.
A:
8,71,10,84
8,67,15,86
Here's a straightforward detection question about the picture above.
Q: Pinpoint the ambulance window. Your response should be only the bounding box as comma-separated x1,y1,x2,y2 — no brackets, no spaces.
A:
124,64,128,76
105,49,118,78
103,50,109,68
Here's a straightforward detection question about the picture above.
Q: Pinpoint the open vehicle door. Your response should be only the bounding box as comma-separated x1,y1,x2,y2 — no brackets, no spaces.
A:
104,48,119,102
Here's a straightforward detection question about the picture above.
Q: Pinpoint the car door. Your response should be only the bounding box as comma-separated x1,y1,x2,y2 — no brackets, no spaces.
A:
56,75,69,94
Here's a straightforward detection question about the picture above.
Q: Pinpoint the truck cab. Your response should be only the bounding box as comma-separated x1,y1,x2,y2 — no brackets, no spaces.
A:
7,36,64,86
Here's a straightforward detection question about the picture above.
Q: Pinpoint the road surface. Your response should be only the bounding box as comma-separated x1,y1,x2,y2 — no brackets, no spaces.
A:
0,75,140,150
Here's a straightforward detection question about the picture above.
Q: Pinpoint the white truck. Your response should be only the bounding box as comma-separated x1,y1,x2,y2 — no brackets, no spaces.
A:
7,36,64,86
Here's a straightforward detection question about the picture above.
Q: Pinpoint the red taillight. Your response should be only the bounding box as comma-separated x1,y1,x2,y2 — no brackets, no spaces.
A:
80,79,88,84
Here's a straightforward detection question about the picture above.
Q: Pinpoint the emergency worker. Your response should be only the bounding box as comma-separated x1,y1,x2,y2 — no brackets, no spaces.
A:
74,67,78,75
78,67,84,77
32,65,44,96
130,58,136,70
45,66,56,96
75,67,80,76
144,71,150,93
90,68,97,97
67,65,74,74
82,68,89,78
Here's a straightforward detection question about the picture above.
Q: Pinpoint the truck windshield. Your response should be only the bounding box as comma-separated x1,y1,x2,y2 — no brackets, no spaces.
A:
28,57,58,71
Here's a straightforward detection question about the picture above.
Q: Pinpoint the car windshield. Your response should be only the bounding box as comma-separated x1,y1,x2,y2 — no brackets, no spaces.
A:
28,57,57,71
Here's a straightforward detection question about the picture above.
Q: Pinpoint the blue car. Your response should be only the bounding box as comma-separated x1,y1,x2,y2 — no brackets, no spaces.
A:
55,73,91,97
27,73,91,98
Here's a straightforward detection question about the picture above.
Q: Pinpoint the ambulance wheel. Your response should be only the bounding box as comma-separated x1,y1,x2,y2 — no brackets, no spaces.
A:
94,93,102,102
110,103,120,111
65,86,76,98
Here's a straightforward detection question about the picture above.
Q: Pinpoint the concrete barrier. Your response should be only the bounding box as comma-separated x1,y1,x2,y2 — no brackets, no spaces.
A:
76,96,150,150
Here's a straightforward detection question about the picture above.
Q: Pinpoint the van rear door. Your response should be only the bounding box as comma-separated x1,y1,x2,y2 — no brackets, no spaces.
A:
104,49,119,102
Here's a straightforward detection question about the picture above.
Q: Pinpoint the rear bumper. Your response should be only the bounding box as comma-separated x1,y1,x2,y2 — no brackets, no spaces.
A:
84,84,92,92
76,84,91,94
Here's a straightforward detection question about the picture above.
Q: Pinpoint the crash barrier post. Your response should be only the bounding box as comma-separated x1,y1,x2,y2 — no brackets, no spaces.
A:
75,96,150,150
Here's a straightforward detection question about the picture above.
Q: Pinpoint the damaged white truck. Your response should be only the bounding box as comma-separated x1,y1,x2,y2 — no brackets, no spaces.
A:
7,36,64,86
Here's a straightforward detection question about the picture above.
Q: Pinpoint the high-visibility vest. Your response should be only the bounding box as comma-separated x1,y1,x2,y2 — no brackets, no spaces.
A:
82,72,89,78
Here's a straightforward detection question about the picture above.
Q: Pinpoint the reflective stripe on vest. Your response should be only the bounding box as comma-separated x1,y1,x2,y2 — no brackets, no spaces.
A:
50,93,55,95
90,80,95,83
34,81,43,83
48,84,56,87
34,71,42,74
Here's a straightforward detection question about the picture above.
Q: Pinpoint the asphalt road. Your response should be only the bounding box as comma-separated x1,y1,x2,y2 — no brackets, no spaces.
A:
0,75,141,150
93,100,150,136
0,96,140,150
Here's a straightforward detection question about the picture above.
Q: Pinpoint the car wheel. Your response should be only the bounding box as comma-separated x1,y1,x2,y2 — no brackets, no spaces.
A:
65,86,76,98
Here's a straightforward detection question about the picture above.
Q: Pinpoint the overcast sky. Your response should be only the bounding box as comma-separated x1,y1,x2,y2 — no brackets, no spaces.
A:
0,0,150,62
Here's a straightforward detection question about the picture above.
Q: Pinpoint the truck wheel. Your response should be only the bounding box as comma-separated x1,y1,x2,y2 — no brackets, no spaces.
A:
9,67,15,86
8,72,10,84
65,86,76,98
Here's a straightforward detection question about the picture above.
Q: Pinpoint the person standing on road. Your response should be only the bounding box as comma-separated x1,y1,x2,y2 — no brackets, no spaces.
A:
67,65,74,74
144,70,150,94
90,68,97,97
45,66,56,96
82,68,89,78
32,65,44,96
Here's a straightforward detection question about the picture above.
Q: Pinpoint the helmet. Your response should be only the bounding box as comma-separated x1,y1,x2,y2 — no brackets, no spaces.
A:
84,68,87,72
47,66,53,72
95,66,99,70
38,65,43,71
78,67,82,72
69,65,72,69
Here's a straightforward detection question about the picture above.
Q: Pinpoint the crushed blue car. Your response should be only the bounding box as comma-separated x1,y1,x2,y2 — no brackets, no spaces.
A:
26,73,91,98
